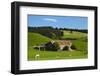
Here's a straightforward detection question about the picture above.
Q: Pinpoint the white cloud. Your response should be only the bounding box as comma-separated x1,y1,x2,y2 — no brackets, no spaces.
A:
43,18,57,22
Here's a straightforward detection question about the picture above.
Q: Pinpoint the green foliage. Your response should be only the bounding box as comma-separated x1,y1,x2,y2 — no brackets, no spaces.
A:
45,42,53,51
70,30,73,33
50,32,57,39
71,44,77,50
45,42,60,51
63,46,69,51
52,42,60,51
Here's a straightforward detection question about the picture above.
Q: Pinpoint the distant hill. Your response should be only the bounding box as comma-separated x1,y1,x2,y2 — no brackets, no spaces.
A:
28,32,52,47
28,26,63,39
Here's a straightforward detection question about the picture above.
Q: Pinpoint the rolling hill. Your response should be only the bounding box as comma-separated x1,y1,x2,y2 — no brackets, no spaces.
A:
28,31,88,61
28,32,52,47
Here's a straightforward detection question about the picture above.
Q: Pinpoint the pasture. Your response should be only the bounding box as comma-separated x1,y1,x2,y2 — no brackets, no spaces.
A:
28,30,88,61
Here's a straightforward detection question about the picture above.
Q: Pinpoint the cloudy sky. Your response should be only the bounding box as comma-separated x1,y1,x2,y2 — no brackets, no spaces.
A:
28,15,88,29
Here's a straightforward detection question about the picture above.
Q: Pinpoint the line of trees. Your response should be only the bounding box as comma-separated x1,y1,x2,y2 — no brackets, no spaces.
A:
28,26,88,39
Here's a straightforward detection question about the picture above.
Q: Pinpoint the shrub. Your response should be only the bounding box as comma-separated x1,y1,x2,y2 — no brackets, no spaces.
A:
63,46,69,51
71,44,76,50
50,32,57,39
45,42,53,51
52,42,60,51
45,42,60,51
34,47,39,49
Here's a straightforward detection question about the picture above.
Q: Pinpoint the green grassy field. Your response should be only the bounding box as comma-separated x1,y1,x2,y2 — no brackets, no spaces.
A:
28,32,52,47
62,30,87,39
28,31,88,61
28,47,87,60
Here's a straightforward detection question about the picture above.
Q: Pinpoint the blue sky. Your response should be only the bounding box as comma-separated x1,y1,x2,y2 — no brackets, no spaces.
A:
28,15,88,29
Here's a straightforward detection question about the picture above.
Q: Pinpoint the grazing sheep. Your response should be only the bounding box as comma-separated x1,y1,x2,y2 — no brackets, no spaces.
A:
35,54,40,59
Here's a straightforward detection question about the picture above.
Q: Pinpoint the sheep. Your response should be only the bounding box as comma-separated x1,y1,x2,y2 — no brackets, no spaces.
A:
35,54,40,59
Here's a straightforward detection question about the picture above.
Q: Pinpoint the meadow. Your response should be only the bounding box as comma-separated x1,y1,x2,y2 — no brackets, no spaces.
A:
28,30,88,61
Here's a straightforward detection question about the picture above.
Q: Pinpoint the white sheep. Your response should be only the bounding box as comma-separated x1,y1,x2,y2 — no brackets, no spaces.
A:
35,54,40,59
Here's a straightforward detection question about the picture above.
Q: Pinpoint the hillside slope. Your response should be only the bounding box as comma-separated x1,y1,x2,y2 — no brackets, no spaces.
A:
28,32,52,47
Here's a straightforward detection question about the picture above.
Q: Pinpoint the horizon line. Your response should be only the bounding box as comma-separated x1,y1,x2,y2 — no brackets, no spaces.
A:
28,26,88,30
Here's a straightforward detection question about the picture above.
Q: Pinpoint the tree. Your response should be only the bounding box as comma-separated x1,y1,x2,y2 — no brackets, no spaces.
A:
45,42,60,51
70,30,73,34
52,42,60,51
71,44,76,50
63,46,69,51
50,32,57,39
